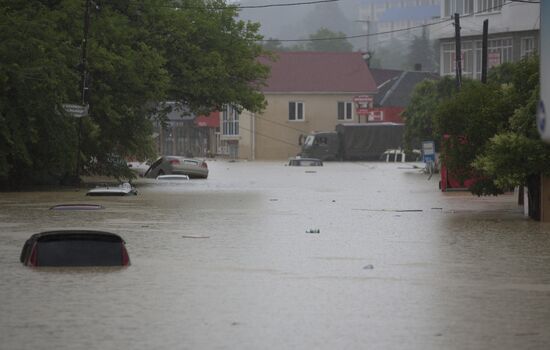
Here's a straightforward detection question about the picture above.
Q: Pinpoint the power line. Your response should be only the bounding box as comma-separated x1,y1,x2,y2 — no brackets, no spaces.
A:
166,0,340,10
258,0,536,43
232,0,339,9
238,123,301,148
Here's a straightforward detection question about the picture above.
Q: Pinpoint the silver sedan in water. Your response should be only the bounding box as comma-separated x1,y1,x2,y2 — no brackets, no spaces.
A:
144,156,209,179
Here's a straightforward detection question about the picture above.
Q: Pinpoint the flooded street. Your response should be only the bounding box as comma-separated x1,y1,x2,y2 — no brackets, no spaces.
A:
2,161,550,349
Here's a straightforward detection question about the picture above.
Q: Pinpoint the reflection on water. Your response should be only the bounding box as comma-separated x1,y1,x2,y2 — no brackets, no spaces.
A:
1,161,550,349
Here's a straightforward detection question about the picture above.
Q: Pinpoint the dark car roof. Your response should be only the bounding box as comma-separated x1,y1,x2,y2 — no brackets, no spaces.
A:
20,230,129,266
28,230,125,243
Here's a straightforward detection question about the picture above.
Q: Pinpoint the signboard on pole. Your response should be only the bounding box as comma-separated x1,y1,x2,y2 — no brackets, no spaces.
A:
422,141,435,162
353,95,373,103
354,95,373,120
62,103,89,118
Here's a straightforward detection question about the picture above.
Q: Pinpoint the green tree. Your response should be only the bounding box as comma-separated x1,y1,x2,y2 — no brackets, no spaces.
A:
402,77,454,150
0,0,80,187
407,27,435,72
0,0,269,187
472,55,546,219
306,27,353,52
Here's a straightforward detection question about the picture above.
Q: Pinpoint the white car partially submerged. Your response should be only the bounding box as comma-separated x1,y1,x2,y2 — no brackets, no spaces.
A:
156,174,190,181
86,182,138,196
144,156,209,179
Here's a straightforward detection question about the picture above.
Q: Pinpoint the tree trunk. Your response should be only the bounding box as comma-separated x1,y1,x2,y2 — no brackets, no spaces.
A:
527,174,541,221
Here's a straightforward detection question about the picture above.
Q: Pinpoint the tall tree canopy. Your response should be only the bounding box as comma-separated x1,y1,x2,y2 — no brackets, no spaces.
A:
0,0,269,187
306,27,353,52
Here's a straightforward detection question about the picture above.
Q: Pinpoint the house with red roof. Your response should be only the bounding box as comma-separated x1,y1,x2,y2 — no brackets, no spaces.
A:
245,51,377,160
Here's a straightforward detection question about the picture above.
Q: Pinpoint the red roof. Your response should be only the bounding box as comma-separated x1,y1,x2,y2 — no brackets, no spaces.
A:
259,52,377,94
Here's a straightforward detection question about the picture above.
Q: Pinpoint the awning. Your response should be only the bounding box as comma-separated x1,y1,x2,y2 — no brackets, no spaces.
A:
194,111,220,128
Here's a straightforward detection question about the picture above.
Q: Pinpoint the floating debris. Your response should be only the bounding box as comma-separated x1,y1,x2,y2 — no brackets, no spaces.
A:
50,204,104,211
306,229,320,234
182,235,210,239
352,208,423,213
363,264,374,270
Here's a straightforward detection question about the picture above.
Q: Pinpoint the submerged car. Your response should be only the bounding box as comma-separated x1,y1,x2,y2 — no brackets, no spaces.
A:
288,157,323,166
20,230,130,267
144,156,208,179
127,160,151,177
86,182,138,196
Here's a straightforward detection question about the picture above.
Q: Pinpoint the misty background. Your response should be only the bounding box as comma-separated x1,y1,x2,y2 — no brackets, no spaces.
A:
236,0,441,72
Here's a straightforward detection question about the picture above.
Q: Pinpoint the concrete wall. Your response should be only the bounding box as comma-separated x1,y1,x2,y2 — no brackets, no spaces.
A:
255,93,368,160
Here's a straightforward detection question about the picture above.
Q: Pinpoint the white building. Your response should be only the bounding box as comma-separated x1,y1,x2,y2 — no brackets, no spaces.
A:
358,0,440,48
431,0,539,79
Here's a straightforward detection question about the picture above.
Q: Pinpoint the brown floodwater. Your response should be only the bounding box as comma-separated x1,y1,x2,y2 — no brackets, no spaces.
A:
1,161,550,349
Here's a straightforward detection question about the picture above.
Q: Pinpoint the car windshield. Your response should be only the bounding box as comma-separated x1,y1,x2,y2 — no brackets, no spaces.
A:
304,135,315,147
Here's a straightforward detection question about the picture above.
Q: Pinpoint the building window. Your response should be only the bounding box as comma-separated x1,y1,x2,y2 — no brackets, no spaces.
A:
477,0,504,13
444,0,474,17
442,38,512,79
289,101,304,121
222,105,239,136
521,37,535,58
337,102,353,120
488,37,513,65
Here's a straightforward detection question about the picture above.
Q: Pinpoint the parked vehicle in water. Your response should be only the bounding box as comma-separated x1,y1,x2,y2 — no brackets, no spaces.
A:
86,182,138,196
20,230,130,267
300,123,405,161
288,157,323,166
156,174,190,180
127,160,151,177
379,149,421,162
144,156,209,179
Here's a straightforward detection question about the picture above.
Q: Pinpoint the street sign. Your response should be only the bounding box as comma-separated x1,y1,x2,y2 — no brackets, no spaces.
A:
422,141,435,162
353,95,373,103
62,103,89,118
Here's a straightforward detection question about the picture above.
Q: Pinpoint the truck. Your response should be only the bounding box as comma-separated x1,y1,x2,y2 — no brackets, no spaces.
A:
300,123,405,161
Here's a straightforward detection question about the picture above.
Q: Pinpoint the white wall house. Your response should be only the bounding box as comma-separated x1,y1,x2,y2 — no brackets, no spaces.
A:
431,0,539,79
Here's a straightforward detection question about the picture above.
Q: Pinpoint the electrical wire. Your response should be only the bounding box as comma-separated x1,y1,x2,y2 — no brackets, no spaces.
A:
165,0,340,10
258,0,538,42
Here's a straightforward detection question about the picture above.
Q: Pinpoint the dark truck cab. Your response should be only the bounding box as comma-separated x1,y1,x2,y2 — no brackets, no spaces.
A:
301,123,405,161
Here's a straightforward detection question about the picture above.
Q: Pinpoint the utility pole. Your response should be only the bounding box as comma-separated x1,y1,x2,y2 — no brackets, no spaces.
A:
76,0,91,182
481,19,489,84
454,13,462,90
354,19,373,65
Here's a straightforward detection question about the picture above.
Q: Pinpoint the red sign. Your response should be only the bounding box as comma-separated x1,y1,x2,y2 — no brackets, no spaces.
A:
488,52,501,68
194,111,220,128
356,108,370,115
367,109,384,122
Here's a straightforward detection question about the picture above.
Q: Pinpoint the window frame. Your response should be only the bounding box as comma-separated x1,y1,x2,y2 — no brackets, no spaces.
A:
337,101,354,121
289,101,305,121
222,105,240,136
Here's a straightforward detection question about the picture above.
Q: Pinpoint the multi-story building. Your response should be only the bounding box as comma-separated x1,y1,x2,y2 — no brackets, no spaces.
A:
357,0,440,49
432,0,539,79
